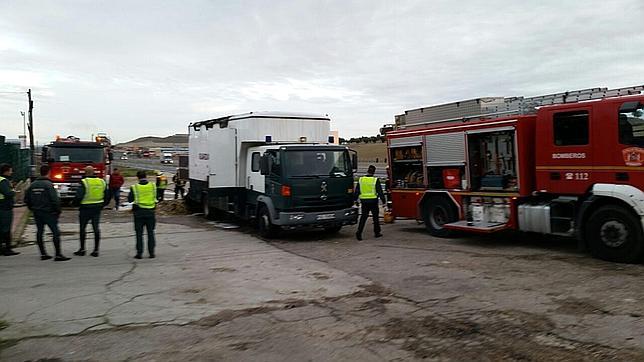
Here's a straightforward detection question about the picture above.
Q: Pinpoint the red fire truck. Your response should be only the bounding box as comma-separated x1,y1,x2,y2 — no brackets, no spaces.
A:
386,85,644,263
41,136,109,199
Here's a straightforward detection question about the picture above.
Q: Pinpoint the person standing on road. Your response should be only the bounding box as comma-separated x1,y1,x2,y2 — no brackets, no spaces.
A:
129,170,157,259
0,164,19,256
354,165,387,241
74,166,108,257
108,168,125,210
25,165,70,261
155,170,167,201
172,171,185,200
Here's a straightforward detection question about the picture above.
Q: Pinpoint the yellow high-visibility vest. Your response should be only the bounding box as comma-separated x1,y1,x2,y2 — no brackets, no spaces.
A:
358,176,378,200
81,178,106,205
132,183,157,209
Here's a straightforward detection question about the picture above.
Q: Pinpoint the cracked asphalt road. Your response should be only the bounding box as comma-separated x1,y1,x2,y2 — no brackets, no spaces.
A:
2,209,644,361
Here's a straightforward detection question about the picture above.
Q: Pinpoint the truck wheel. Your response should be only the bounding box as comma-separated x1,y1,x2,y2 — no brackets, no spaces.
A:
586,204,644,263
423,197,457,237
202,196,214,220
324,225,342,233
258,206,279,238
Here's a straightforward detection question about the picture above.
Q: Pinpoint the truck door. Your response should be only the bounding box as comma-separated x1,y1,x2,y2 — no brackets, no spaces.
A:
247,151,265,193
536,106,594,194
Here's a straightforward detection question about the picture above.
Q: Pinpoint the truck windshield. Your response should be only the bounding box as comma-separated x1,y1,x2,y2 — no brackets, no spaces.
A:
48,147,104,163
619,102,644,147
284,150,351,177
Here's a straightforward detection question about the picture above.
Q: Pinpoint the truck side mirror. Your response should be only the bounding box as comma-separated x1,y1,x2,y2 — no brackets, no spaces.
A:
350,150,358,171
259,155,272,175
41,147,48,163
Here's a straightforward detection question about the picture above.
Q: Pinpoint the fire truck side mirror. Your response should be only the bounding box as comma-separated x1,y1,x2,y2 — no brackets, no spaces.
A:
41,147,48,163
259,154,272,176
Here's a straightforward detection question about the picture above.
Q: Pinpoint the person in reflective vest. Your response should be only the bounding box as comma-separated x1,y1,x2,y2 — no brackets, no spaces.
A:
128,170,157,259
354,165,387,241
156,171,168,201
0,164,19,256
74,166,108,257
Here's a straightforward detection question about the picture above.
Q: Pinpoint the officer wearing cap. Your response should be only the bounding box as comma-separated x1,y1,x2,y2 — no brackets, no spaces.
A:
25,165,70,261
129,170,157,259
0,164,19,256
74,165,108,257
354,165,387,241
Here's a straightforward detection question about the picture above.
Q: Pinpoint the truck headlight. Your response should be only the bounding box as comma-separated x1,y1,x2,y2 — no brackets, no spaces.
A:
345,209,357,216
289,214,305,221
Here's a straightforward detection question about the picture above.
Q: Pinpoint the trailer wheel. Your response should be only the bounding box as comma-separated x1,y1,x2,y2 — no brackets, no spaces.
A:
258,206,279,238
202,196,214,220
423,197,457,237
586,204,644,263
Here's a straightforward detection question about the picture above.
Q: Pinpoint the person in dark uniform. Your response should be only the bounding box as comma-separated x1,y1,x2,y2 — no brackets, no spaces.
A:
74,166,108,257
172,171,185,200
0,164,19,256
354,165,387,241
25,165,70,261
128,170,157,259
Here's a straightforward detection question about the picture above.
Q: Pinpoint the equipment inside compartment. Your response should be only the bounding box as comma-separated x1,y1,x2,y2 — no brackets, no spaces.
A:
467,130,518,191
390,145,424,188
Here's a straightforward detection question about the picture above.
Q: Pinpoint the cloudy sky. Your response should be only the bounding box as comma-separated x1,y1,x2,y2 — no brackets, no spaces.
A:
0,0,643,144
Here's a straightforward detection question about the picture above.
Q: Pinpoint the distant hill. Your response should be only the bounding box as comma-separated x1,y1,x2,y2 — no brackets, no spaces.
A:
118,134,188,148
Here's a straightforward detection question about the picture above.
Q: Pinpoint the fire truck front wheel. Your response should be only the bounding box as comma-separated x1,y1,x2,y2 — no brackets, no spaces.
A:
423,197,458,237
586,204,644,263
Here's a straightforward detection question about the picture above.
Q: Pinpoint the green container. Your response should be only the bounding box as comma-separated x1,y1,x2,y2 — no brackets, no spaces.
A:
0,135,31,181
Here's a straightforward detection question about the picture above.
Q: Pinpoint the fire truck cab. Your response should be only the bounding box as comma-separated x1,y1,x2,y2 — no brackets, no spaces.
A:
41,136,108,199
387,85,644,263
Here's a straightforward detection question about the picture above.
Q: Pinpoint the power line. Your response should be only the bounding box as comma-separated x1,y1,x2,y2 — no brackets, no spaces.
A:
0,91,28,94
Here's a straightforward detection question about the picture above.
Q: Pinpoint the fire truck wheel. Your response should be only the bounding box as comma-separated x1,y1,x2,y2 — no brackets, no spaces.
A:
258,206,280,239
423,197,458,237
586,205,644,263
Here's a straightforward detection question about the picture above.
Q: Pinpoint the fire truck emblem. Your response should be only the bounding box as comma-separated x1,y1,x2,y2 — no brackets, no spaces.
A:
622,147,644,166
320,181,328,200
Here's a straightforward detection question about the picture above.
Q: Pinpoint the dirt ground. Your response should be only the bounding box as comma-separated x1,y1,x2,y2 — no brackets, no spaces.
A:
2,206,644,361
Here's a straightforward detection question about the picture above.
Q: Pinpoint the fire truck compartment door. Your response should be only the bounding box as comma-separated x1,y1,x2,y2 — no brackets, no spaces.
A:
425,132,465,166
389,136,422,148
536,108,594,194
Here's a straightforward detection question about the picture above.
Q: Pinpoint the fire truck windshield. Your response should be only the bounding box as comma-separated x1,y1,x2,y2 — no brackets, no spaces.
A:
619,102,644,147
48,147,104,163
285,150,351,177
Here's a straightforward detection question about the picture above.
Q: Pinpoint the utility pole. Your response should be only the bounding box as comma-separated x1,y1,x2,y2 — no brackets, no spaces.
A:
27,89,35,179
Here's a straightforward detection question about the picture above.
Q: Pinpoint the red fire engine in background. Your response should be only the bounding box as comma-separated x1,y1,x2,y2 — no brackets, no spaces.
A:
386,85,644,263
41,136,110,199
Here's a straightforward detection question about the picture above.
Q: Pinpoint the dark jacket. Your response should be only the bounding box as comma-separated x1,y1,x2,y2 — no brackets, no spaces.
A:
0,176,15,210
128,179,156,216
354,175,386,204
75,176,109,208
25,176,61,214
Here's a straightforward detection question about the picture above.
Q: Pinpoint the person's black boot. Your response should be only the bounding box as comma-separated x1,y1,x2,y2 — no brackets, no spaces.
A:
134,254,142,259
90,251,99,257
73,249,86,256
375,233,383,238
356,233,362,241
3,249,20,256
54,255,71,261
41,255,53,261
